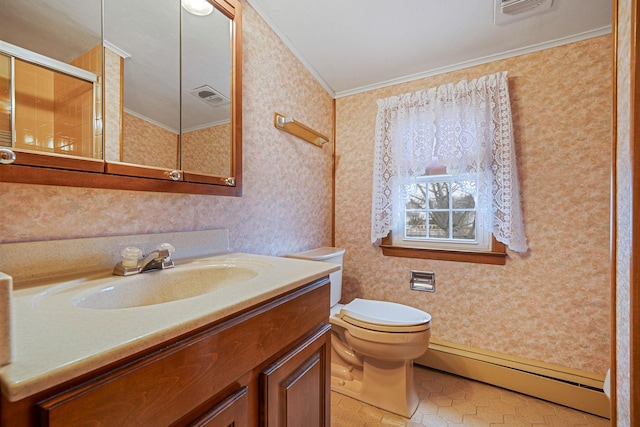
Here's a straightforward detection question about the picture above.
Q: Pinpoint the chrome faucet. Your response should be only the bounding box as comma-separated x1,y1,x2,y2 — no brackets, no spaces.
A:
113,243,175,276
139,247,175,272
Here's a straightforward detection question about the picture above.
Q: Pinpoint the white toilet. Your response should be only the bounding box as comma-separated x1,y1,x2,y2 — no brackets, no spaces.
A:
287,247,431,418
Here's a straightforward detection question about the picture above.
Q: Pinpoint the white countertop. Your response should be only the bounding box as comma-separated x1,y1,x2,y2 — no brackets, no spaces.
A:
0,252,338,402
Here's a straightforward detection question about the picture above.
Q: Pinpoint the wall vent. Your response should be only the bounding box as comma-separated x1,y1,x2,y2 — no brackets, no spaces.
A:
494,0,553,25
189,85,230,107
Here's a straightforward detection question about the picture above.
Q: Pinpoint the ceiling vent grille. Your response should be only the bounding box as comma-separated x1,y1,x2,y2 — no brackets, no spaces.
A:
494,0,553,25
189,85,230,107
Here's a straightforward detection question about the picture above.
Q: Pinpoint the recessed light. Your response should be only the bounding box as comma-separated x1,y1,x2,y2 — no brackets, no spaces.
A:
181,0,214,16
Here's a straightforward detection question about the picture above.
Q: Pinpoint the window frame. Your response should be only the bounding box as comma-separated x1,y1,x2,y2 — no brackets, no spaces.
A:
381,174,507,265
380,232,506,265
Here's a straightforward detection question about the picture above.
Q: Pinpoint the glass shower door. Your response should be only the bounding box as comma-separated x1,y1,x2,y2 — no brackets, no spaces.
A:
0,52,11,147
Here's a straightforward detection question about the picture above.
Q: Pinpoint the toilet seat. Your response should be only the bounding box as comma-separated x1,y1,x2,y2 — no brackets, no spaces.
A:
337,298,431,333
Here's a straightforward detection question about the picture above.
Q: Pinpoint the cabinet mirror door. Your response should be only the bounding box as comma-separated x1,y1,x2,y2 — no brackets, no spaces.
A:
103,0,181,178
104,0,241,188
0,0,103,171
0,0,242,197
181,3,233,180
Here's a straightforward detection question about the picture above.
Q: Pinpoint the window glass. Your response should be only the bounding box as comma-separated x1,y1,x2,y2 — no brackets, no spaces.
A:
395,174,490,252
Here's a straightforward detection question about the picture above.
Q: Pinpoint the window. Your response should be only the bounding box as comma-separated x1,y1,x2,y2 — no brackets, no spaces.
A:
372,71,527,264
394,173,491,252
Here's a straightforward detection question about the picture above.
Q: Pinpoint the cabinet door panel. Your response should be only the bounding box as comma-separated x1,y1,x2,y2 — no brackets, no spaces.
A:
188,386,248,427
261,325,331,427
283,353,322,425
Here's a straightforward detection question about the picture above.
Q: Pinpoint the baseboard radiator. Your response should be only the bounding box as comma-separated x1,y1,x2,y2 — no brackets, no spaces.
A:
414,339,610,419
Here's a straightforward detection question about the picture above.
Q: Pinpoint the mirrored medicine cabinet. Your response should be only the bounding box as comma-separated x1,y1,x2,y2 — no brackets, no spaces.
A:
0,0,242,196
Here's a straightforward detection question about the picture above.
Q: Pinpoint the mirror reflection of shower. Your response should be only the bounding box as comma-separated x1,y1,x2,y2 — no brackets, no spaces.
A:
0,42,101,159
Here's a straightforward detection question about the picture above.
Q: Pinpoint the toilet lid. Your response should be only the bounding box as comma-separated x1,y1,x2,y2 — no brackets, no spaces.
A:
339,298,431,327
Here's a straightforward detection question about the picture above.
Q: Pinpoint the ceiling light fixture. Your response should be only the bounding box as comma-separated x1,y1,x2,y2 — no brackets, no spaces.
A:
181,0,214,16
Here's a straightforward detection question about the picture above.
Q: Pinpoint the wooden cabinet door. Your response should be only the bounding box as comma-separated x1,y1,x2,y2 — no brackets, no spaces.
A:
260,325,331,427
188,386,248,427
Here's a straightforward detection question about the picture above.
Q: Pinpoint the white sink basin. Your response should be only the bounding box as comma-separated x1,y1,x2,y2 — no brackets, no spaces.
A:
67,259,270,310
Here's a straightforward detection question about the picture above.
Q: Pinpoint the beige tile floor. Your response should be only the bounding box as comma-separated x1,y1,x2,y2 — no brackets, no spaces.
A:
331,366,610,427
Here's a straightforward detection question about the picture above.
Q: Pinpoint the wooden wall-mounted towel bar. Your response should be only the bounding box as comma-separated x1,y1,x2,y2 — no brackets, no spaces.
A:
273,113,330,147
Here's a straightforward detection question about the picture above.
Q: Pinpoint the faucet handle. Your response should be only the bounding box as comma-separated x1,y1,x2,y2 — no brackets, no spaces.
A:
121,246,143,268
156,243,175,258
155,243,175,270
113,246,143,276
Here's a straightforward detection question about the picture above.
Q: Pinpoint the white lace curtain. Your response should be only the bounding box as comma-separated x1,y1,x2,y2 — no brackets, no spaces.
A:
371,71,528,253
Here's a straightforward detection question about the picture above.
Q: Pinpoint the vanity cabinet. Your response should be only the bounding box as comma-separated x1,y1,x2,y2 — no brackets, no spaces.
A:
0,278,330,427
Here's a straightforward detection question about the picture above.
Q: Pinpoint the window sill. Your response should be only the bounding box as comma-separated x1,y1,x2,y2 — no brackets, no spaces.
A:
380,234,507,265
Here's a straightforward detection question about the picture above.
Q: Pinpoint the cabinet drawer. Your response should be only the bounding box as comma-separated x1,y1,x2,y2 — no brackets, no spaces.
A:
37,280,329,427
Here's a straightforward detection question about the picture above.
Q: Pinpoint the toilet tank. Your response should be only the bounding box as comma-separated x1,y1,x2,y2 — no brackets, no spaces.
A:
286,247,345,307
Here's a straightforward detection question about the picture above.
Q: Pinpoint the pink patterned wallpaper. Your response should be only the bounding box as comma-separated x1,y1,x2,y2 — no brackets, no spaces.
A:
104,48,122,163
0,1,334,258
182,123,231,176
122,112,179,169
335,35,612,375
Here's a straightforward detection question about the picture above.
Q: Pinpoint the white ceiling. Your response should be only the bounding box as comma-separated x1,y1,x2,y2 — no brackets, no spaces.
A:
246,0,612,97
0,0,612,126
